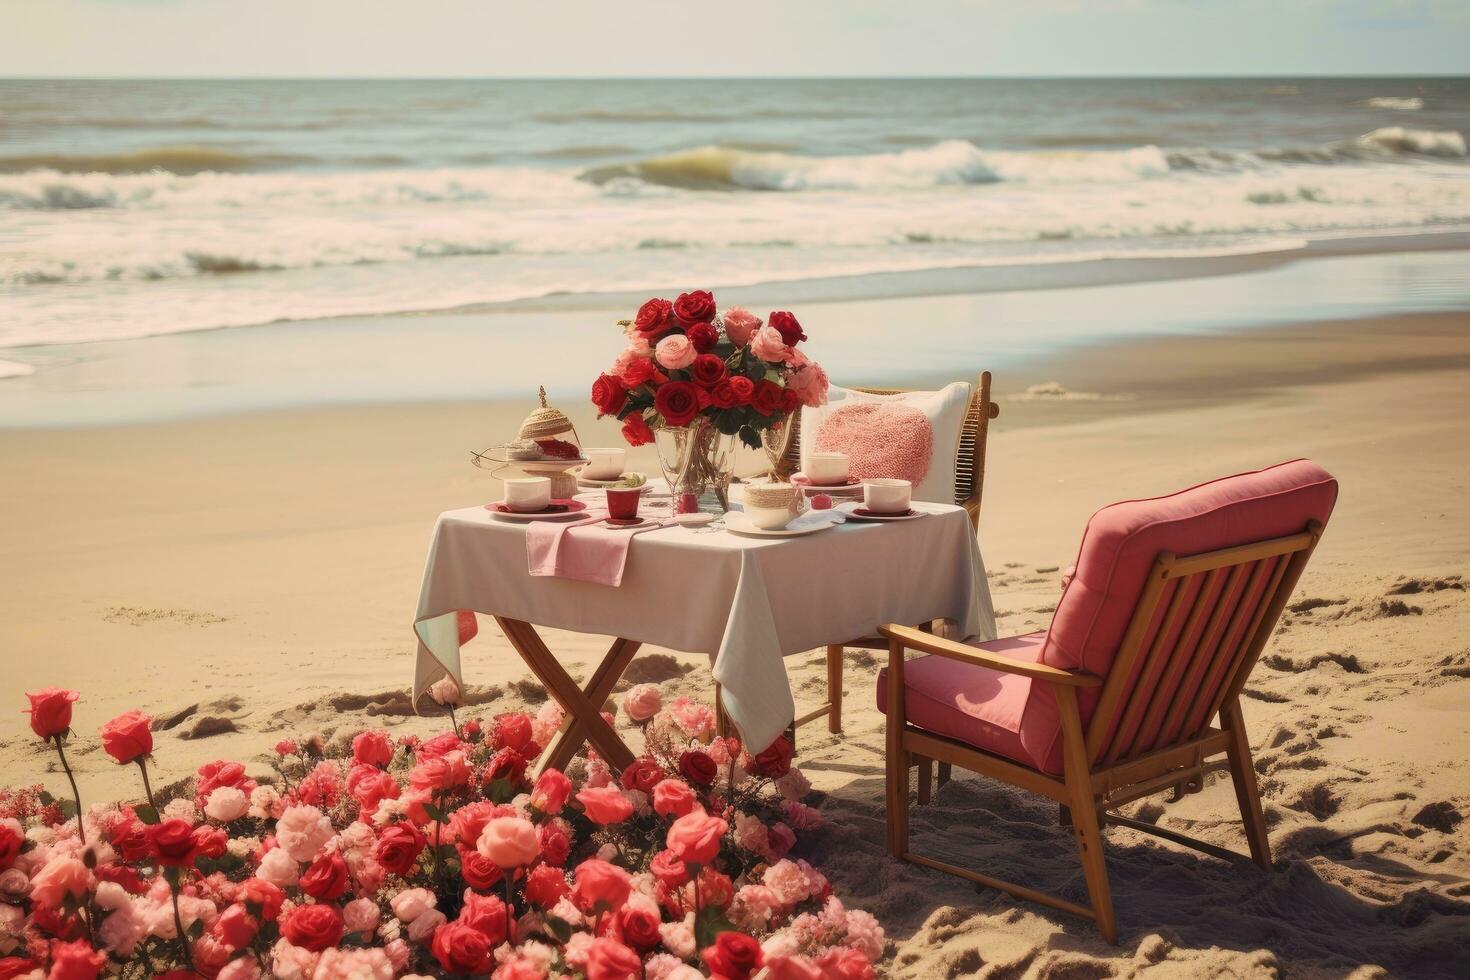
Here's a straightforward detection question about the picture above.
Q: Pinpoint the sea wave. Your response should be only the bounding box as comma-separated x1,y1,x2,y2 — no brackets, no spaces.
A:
1362,97,1424,111
0,145,315,175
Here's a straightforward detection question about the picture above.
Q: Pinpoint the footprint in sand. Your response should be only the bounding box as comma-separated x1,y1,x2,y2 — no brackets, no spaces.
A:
102,606,227,627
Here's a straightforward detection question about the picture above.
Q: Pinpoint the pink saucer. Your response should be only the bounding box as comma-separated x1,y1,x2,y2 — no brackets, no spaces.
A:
485,499,587,517
793,472,862,488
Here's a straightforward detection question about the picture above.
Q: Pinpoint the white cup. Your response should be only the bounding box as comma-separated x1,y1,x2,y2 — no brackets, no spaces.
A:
582,447,626,481
743,482,800,530
862,478,911,514
806,451,850,486
504,476,552,512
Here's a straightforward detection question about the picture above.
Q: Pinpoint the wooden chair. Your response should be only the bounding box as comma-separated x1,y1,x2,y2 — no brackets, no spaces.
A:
772,372,1000,739
877,460,1338,942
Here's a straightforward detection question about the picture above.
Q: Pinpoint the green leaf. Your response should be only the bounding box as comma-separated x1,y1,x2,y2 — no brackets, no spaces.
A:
738,426,762,450
422,802,447,824
38,791,56,806
187,918,205,941
543,915,573,944
58,798,78,820
134,804,160,825
694,906,738,950
487,778,516,804
715,410,742,436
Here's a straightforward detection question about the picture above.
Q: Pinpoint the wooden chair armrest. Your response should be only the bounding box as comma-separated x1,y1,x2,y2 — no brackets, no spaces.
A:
879,624,1103,687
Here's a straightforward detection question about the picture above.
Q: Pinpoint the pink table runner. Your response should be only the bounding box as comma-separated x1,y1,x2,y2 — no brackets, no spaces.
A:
526,510,669,587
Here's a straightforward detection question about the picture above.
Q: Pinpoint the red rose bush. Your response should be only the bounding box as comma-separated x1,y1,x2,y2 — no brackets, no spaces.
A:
1,684,883,979
593,290,829,450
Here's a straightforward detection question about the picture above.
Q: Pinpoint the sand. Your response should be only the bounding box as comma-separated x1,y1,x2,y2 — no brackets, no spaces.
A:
2,308,1469,976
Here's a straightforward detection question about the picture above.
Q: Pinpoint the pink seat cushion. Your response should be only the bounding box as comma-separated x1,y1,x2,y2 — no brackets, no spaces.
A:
878,460,1338,776
877,632,1054,771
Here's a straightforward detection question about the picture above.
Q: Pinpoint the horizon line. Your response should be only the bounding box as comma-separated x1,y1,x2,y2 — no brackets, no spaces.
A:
4,72,1469,82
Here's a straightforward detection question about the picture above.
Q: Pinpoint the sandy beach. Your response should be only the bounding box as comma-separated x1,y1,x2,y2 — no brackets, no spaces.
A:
3,283,1468,975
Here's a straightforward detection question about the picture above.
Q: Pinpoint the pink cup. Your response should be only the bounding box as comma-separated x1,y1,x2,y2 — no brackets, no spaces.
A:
606,487,641,521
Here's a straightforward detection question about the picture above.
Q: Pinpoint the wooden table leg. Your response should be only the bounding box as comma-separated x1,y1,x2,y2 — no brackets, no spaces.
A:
540,637,642,774
495,617,637,774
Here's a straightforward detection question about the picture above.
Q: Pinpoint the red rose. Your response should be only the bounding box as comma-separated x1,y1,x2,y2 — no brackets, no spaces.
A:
709,381,738,409
749,735,794,778
195,760,251,803
622,356,661,389
99,710,152,764
538,819,572,867
654,381,701,427
648,849,689,888
666,810,727,867
617,905,662,952
591,373,628,417
752,379,784,416
93,863,144,895
572,858,633,914
348,766,399,814
432,920,493,975
281,902,343,952
703,931,765,979
484,747,527,784
652,779,698,819
768,311,806,346
687,321,719,353
239,877,285,921
416,731,465,761
110,817,152,863
458,847,504,891
0,822,22,869
148,818,199,867
191,824,228,859
679,749,718,786
211,903,259,949
43,940,105,980
524,863,570,908
622,413,654,447
619,757,664,794
531,768,572,814
0,960,40,980
374,821,425,876
299,850,349,901
457,891,511,946
586,937,642,980
351,730,394,768
495,713,533,752
781,387,801,413
672,290,716,327
634,298,675,340
727,376,755,406
689,353,728,388
22,687,78,740
818,947,874,979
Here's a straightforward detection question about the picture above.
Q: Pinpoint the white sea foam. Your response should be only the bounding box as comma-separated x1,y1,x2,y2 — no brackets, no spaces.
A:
1357,127,1466,158
1363,97,1424,111
0,360,36,380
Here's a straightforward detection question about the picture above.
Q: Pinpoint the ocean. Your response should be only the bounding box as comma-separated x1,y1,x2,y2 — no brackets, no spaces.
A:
2,76,1468,356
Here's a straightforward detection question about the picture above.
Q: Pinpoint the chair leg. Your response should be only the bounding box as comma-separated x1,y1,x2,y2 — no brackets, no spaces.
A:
937,762,952,789
1059,804,1072,827
825,644,844,735
1221,697,1272,870
1057,686,1117,944
885,644,909,858
916,757,933,805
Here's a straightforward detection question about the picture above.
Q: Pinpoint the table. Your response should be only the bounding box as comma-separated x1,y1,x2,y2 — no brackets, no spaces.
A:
413,501,995,769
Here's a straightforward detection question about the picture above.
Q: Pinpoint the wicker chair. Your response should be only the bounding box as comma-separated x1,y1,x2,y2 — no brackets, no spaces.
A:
772,372,1000,745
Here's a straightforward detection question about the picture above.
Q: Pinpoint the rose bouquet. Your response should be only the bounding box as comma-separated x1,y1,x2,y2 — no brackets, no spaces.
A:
1,684,883,980
590,291,829,508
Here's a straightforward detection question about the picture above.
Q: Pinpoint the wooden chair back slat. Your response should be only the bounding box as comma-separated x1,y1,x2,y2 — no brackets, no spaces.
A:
1085,522,1324,769
778,371,999,528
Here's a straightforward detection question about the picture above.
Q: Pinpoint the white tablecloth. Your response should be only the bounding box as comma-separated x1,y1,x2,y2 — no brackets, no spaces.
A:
413,502,995,752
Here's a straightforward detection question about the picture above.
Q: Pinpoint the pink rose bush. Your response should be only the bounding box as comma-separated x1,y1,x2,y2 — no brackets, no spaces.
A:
593,290,830,451
2,684,883,978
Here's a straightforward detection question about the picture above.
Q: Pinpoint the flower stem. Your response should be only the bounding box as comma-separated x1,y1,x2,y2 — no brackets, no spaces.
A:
167,870,194,969
448,704,460,739
503,871,514,945
136,757,158,810
52,734,86,845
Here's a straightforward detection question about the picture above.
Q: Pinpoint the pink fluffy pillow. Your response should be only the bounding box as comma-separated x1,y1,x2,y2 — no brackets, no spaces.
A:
814,403,933,487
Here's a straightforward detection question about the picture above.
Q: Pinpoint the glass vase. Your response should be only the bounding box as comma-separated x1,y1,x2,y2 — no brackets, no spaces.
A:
655,418,737,513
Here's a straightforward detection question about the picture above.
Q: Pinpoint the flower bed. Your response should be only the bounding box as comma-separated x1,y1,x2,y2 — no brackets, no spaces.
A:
3,683,883,979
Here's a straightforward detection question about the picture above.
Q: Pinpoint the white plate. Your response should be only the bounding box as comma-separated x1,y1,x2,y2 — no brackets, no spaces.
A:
724,511,839,538
672,512,716,527
835,502,926,522
576,470,651,490
485,499,590,522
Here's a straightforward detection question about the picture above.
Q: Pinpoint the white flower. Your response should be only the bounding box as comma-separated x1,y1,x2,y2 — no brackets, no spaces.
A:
162,798,199,823
204,786,249,823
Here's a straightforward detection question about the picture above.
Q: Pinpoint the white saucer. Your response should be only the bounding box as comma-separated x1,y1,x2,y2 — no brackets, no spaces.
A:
835,502,925,522
724,511,839,538
485,499,589,522
672,512,716,527
576,470,651,490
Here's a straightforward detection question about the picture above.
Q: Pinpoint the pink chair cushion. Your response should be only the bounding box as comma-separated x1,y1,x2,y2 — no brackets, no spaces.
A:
879,460,1338,776
877,632,1052,771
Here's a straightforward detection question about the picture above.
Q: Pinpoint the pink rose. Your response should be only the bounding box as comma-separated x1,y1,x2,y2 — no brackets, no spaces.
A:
621,684,662,722
572,859,632,914
342,896,381,936
274,805,333,862
722,307,761,347
352,730,395,767
29,855,90,909
665,810,727,867
427,675,462,707
390,887,437,923
655,334,697,371
577,786,634,825
670,698,716,741
531,768,572,814
217,957,262,980
784,357,829,408
750,324,792,364
406,907,447,944
651,779,698,819
256,847,299,888
204,786,249,823
768,821,797,857
477,816,540,868
764,954,824,980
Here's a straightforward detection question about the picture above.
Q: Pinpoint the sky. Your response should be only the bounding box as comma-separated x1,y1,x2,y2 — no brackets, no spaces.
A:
4,0,1469,78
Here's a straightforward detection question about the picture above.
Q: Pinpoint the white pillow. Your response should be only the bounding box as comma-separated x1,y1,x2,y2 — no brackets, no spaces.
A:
799,381,972,505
